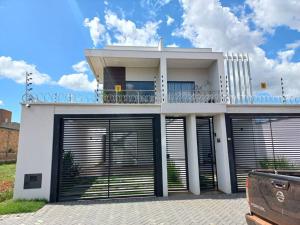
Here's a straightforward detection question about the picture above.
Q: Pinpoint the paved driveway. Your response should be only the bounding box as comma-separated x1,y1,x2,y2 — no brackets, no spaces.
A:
0,194,248,225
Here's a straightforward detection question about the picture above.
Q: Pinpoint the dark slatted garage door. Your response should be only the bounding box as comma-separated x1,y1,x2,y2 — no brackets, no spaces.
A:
228,115,300,192
56,116,158,201
196,117,216,191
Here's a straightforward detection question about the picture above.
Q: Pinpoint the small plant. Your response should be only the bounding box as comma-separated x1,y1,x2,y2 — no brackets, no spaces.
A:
62,152,79,178
167,160,182,187
259,156,295,170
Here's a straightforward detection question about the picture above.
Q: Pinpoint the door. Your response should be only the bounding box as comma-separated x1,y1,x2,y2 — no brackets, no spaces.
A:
166,117,188,192
56,116,159,201
196,117,216,191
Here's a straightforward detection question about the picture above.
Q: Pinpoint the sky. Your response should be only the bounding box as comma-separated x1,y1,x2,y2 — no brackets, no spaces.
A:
0,0,300,122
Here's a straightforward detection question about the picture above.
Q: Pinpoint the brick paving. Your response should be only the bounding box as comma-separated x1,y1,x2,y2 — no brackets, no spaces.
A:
0,194,248,225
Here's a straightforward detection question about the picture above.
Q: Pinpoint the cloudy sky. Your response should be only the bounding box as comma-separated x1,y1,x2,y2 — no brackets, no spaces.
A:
0,0,300,121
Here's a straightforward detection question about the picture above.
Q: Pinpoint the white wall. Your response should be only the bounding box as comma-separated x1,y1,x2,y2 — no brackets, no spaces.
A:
14,105,55,200
167,68,209,89
186,114,200,195
208,61,220,92
126,67,158,82
213,114,232,194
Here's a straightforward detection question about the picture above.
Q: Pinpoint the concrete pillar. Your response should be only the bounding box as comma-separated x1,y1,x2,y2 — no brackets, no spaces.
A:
160,114,168,196
186,114,200,195
213,114,232,194
160,54,167,103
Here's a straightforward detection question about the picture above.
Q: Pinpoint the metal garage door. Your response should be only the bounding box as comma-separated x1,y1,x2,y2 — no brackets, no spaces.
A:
54,116,160,201
196,117,216,191
166,117,188,192
228,115,300,192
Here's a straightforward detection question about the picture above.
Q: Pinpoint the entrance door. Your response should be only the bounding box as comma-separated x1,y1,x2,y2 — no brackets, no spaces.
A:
196,117,216,191
166,117,188,192
56,116,158,201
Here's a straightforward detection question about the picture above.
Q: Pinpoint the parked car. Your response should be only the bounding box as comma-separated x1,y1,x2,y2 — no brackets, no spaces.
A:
245,169,300,225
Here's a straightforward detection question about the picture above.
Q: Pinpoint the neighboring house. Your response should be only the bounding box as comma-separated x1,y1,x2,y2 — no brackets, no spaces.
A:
0,109,20,163
14,42,300,202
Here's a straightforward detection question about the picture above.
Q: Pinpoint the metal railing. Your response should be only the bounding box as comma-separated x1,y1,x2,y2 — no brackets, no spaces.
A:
22,90,300,105
22,90,159,104
167,90,221,103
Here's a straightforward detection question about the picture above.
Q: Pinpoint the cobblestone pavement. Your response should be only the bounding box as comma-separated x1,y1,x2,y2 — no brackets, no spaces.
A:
0,194,248,225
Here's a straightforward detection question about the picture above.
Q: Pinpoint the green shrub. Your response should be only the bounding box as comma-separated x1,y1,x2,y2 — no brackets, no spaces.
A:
259,156,295,170
167,160,182,187
63,152,79,178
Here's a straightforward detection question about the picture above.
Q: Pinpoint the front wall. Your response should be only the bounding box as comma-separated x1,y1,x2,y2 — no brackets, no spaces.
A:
14,104,161,201
14,105,55,200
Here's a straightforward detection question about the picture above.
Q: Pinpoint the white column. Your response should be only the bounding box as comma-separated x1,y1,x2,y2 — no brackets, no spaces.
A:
186,114,200,195
160,114,168,196
160,54,167,103
213,114,232,194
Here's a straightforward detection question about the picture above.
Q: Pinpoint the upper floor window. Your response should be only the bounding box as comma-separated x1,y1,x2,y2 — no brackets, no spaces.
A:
168,81,195,103
126,81,154,91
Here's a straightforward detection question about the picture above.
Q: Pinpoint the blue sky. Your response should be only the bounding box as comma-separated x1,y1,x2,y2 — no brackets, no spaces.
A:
0,0,300,121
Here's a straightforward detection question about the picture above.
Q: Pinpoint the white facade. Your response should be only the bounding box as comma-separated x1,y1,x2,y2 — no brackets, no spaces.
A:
14,44,300,201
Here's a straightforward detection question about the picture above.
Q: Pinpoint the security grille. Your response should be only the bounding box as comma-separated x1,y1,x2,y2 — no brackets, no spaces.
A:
166,117,188,191
229,115,300,191
57,117,155,201
196,117,216,191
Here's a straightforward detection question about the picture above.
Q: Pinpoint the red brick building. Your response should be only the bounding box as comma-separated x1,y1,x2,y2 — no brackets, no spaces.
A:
0,109,19,162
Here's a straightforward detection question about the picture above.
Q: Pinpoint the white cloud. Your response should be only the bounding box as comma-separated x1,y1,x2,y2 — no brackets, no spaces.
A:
177,0,300,96
84,17,106,47
140,0,172,15
246,0,300,32
58,73,97,92
105,11,161,46
72,60,89,73
166,15,174,25
167,43,179,47
277,49,295,63
177,0,263,52
0,100,3,105
58,61,97,92
0,56,51,84
286,40,300,50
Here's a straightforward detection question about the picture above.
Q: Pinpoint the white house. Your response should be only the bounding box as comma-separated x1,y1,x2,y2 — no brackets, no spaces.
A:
14,41,300,202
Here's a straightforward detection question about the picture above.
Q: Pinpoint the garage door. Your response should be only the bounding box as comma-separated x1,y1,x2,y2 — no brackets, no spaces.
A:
52,115,161,201
227,115,300,192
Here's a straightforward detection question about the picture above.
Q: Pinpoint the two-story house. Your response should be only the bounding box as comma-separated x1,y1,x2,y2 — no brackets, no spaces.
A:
14,42,300,202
